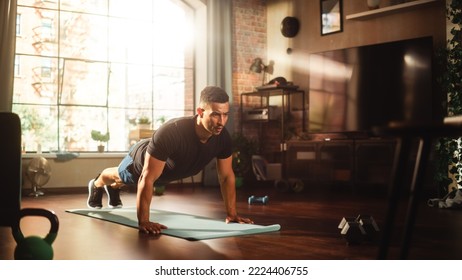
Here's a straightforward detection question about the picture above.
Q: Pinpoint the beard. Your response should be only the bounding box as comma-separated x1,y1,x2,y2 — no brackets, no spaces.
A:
207,121,224,135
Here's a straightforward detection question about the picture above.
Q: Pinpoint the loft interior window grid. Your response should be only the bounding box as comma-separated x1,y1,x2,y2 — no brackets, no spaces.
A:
13,0,195,153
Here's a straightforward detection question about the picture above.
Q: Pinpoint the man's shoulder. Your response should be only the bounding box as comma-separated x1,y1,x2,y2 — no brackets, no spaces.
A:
155,116,194,138
163,115,194,128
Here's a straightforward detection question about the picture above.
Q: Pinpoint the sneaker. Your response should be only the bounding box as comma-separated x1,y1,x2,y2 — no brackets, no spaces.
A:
87,179,103,209
104,185,123,208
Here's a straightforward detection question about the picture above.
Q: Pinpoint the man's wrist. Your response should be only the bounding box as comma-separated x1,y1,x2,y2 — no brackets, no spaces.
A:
139,220,149,226
227,212,237,218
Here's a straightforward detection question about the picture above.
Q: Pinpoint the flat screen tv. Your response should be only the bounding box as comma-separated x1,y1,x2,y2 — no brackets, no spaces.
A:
308,36,441,134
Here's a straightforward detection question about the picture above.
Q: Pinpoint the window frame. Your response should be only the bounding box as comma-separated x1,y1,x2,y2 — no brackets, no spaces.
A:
13,0,197,153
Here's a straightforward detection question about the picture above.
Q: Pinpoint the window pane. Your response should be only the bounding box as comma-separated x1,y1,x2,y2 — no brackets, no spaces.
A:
15,6,59,56
109,108,141,150
14,55,20,75
153,66,190,111
152,0,193,68
13,104,58,152
59,106,108,152
109,0,153,20
60,0,108,15
13,55,59,105
14,0,195,152
18,0,58,9
16,14,22,36
60,11,108,61
108,63,152,109
108,17,153,64
60,59,108,106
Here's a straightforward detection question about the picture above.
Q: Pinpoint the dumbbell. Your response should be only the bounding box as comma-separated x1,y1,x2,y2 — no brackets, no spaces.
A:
338,214,380,245
248,195,269,205
338,217,366,245
356,214,380,242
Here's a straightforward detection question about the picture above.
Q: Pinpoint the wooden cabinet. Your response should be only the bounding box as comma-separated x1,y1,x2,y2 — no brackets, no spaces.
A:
355,139,396,186
286,137,396,189
286,139,354,184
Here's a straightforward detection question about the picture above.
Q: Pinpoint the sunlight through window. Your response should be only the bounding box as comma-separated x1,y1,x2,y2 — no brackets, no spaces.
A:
13,0,195,153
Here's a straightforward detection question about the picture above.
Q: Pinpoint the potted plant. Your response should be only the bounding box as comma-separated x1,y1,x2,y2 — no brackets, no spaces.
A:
434,0,462,195
155,115,166,128
232,133,258,188
91,130,110,152
136,116,151,129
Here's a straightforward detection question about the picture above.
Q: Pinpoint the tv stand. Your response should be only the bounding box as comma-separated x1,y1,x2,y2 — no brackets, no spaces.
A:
286,132,396,190
303,131,370,141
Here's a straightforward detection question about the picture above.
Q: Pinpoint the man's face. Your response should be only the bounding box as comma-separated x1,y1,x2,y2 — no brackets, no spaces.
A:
199,102,230,135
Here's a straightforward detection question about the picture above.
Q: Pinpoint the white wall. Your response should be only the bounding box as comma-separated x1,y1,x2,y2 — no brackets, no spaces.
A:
22,153,202,191
22,154,124,190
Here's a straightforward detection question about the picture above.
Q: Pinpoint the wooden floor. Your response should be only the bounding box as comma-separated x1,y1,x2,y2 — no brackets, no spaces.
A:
1,182,462,260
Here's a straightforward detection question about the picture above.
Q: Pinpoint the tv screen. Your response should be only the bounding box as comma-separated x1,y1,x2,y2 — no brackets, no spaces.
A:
308,36,439,134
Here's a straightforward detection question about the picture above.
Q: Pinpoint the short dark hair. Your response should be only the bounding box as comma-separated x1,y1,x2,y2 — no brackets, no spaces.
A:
199,86,229,106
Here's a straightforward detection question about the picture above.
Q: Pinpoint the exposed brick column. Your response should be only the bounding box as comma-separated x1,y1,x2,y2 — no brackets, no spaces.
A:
231,0,267,136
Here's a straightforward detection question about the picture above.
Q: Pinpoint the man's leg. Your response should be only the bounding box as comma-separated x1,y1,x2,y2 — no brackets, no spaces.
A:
87,150,137,209
95,167,121,187
87,167,121,209
101,167,124,208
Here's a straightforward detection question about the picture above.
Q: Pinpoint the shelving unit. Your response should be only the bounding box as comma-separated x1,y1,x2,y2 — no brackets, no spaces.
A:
285,137,397,190
286,139,355,186
240,86,306,144
240,86,306,178
346,0,439,20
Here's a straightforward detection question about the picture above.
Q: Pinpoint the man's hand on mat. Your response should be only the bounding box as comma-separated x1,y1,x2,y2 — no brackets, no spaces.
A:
138,221,168,234
226,215,254,224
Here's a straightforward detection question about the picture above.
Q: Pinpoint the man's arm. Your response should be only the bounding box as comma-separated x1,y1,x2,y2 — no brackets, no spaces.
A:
136,152,168,234
216,156,253,224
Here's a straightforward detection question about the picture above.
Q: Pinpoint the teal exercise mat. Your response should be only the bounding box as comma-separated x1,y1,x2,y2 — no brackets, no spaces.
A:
66,207,280,241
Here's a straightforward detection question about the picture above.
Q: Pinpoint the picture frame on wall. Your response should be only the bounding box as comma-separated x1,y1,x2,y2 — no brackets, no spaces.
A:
320,0,343,35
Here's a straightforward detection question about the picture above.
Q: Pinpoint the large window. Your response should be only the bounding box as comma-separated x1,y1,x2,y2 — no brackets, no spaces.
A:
13,0,195,152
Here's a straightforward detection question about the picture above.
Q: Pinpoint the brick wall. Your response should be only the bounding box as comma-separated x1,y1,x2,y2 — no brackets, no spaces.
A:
231,0,266,134
231,0,301,162
231,0,270,157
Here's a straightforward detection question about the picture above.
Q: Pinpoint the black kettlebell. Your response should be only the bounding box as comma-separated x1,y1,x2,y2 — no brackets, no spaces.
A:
12,208,59,260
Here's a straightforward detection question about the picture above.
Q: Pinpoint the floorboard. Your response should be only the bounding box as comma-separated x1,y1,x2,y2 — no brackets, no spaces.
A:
1,182,461,260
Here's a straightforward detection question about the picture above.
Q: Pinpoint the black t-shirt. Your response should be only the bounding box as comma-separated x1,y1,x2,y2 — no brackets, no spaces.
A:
129,115,232,184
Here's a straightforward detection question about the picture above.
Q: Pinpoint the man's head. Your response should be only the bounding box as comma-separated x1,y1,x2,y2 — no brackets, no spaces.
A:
199,86,229,106
197,86,230,136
